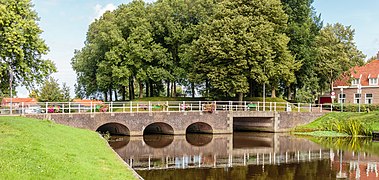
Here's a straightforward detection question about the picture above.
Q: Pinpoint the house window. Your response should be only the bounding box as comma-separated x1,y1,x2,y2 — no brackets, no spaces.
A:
365,94,373,104
354,93,361,104
369,78,378,85
338,94,346,103
352,79,360,85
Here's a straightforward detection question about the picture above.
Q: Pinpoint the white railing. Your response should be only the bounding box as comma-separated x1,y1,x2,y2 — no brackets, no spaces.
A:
0,101,334,115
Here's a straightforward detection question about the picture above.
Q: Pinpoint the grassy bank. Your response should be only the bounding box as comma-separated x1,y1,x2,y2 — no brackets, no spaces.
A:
293,112,379,136
0,116,136,179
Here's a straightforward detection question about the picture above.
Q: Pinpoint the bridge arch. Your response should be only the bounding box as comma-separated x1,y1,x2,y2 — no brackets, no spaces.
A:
143,122,174,135
186,122,213,134
96,123,130,136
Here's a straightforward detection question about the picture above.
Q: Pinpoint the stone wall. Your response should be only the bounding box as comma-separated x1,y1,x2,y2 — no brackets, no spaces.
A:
277,112,326,131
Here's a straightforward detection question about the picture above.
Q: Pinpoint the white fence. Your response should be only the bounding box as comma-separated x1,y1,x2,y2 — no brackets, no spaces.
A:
0,101,334,115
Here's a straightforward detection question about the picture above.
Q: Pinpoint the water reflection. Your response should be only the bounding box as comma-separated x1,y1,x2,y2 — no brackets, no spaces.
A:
143,135,174,148
185,134,213,146
109,133,379,180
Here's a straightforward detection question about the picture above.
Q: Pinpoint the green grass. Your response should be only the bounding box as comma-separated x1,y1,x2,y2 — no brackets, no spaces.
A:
293,112,379,136
293,131,349,137
0,116,137,180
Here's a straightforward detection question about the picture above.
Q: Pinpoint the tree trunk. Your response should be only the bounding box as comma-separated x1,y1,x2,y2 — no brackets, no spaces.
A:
249,79,253,97
139,81,143,98
108,87,112,101
114,89,118,101
104,91,108,102
287,85,292,100
205,79,209,97
191,82,195,98
122,86,126,101
173,82,177,97
149,81,154,97
167,80,170,97
271,87,276,98
238,92,243,102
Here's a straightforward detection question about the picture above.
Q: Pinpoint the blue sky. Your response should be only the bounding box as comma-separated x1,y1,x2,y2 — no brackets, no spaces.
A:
18,0,379,97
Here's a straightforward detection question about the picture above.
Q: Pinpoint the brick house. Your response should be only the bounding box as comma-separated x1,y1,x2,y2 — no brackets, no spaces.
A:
1,98,38,107
333,53,379,104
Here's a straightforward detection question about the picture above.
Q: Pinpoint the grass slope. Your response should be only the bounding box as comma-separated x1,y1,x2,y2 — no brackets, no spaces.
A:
0,116,136,180
293,112,379,136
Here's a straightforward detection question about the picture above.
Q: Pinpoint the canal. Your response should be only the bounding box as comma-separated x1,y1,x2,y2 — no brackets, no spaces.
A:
108,133,379,179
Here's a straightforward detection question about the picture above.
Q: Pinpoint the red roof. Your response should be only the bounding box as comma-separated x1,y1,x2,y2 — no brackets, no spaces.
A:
334,60,379,87
1,98,37,104
72,99,103,106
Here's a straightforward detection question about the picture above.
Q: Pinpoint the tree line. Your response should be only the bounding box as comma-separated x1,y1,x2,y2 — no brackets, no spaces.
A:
71,0,365,102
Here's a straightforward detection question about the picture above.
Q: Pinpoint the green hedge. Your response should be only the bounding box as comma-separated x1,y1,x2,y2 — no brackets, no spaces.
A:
332,103,379,112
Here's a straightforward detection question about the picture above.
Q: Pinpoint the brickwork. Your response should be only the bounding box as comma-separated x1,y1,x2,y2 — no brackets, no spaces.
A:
26,111,326,135
334,87,379,104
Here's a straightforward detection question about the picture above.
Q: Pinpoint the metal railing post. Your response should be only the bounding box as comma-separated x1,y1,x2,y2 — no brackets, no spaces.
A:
137,103,139,113
110,101,113,113
214,101,217,112
274,102,277,112
90,101,93,114
62,104,65,114
130,101,132,113
263,101,265,112
69,102,71,114
229,101,232,111
320,104,323,112
123,103,125,112
78,104,81,113
331,104,333,112
244,101,247,111
45,102,48,114
257,102,260,111
183,101,186,112
270,102,272,111
298,103,300,112
149,101,151,113
199,101,202,112
309,103,312,112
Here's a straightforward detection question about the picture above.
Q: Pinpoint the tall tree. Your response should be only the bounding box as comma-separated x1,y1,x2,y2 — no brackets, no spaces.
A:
315,23,365,93
0,0,56,93
191,0,296,101
281,0,322,100
38,77,63,102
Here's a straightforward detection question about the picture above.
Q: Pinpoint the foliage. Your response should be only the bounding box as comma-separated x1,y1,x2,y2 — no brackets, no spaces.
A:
36,77,70,102
0,0,56,93
0,116,136,179
71,0,365,102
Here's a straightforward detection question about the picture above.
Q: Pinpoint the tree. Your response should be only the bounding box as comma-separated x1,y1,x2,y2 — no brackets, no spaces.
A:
38,77,63,102
315,23,365,93
191,0,296,101
281,0,322,100
0,0,56,93
62,83,71,102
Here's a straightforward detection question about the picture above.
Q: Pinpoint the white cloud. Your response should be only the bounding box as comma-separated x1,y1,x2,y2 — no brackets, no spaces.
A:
94,3,117,20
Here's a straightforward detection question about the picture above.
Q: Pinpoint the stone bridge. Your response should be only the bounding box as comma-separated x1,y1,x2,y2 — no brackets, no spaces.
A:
26,111,326,136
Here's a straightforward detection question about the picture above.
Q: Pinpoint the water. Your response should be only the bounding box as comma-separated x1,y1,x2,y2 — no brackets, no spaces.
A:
109,133,379,180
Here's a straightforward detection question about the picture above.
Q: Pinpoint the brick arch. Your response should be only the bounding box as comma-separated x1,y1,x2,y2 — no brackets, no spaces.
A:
96,122,130,136
143,122,174,135
186,122,213,134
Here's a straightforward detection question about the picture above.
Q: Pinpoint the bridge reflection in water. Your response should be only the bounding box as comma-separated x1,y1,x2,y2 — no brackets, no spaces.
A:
109,133,329,170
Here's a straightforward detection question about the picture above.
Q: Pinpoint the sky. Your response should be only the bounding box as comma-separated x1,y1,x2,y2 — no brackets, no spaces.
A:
17,0,379,98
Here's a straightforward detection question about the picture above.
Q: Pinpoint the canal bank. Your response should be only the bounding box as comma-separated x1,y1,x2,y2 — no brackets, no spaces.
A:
293,112,379,137
0,116,138,179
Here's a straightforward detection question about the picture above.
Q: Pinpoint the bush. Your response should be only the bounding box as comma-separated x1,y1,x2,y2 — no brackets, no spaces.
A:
319,118,372,136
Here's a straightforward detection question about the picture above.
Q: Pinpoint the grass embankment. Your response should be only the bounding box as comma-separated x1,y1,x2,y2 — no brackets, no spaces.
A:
293,112,379,137
0,117,137,179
